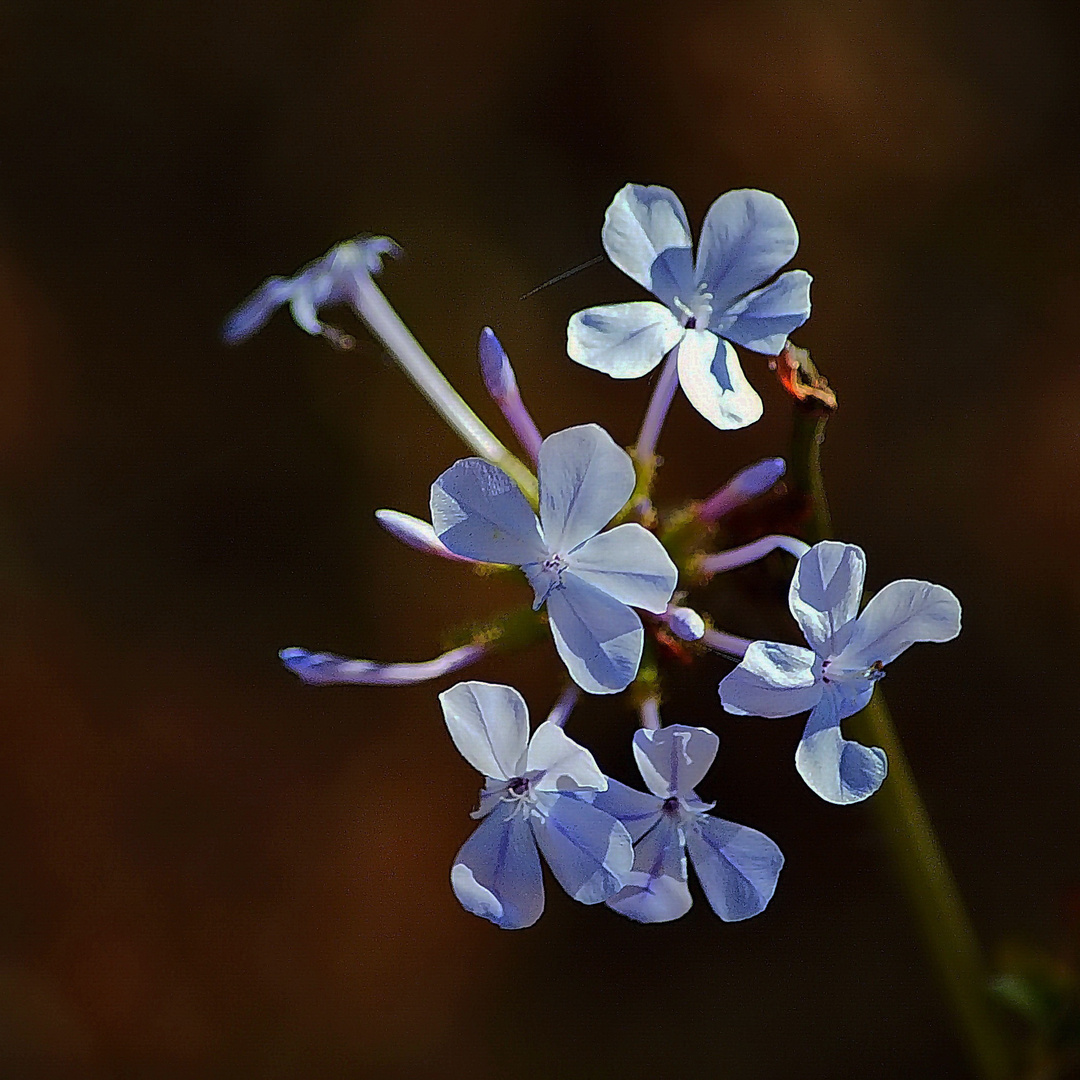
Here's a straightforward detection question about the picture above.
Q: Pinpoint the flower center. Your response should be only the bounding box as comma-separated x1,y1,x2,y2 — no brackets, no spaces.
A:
662,796,680,815
507,777,530,797
672,285,714,330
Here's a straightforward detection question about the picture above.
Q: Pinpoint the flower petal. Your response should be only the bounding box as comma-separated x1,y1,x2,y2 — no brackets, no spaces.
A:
568,524,678,614
605,815,692,923
721,270,812,356
589,778,663,842
527,720,607,793
430,457,545,565
451,806,544,929
531,795,633,904
838,579,962,670
601,184,694,296
676,330,763,431
632,724,719,799
439,681,530,780
795,691,887,805
546,573,644,694
719,640,823,718
567,302,683,379
537,424,636,552
790,541,866,657
695,189,800,312
685,814,784,921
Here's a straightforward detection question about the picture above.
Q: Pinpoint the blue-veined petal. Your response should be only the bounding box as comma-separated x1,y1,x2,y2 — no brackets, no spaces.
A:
790,541,866,658
568,524,677,614
537,424,636,552
677,330,763,431
695,189,800,313
605,815,691,923
719,640,822,718
527,720,607,793
567,302,683,379
589,778,662,842
439,681,530,780
531,794,633,904
451,806,544,929
837,579,962,670
221,276,297,343
430,458,545,564
721,270,812,355
601,184,693,296
685,814,784,921
632,724,719,799
545,573,644,694
795,691,887,805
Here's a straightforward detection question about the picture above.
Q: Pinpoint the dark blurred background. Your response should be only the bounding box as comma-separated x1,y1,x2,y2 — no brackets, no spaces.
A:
0,1,1078,1076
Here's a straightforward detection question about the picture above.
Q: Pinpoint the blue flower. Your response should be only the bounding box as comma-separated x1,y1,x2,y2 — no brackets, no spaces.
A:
589,724,784,923
441,681,633,929
222,236,401,348
719,541,962,805
430,424,678,694
567,185,811,430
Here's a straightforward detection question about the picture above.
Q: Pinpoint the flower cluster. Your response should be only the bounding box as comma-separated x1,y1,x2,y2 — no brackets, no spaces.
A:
226,184,961,928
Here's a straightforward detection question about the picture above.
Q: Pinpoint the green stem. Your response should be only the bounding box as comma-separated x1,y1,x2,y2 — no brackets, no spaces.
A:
790,400,1015,1080
352,275,538,504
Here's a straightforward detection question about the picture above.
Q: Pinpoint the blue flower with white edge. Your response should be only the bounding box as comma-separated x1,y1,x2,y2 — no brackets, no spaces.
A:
587,724,783,923
719,541,962,805
430,424,678,695
567,185,811,430
441,681,633,929
222,235,401,348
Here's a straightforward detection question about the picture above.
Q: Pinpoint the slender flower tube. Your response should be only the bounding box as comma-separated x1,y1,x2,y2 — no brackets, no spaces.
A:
697,534,809,577
478,328,544,463
280,643,487,686
375,509,476,563
696,457,787,522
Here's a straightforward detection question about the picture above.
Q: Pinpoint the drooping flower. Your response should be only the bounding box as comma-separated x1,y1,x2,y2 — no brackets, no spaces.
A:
222,236,401,348
587,724,783,923
567,185,811,430
441,681,633,929
430,424,678,694
719,541,962,805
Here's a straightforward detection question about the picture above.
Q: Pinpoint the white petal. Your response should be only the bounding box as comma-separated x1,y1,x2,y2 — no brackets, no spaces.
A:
837,579,962,670
439,681,530,780
568,524,678,614
546,573,644,695
719,640,823,718
685,814,784,921
790,541,866,657
605,815,692,923
601,184,693,294
695,189,800,313
567,302,683,379
590,777,663,842
537,424,636,552
451,807,544,929
530,795,632,904
430,457,545,565
795,692,887,805
632,725,719,799
676,330,763,431
526,720,607,793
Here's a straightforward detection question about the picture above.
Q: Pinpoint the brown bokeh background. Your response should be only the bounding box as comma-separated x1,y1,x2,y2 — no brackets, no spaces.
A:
0,1,1078,1077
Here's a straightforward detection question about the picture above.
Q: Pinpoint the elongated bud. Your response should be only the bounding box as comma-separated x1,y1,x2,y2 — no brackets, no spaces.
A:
697,457,786,521
280,643,486,685
478,327,518,400
665,605,706,641
375,509,473,562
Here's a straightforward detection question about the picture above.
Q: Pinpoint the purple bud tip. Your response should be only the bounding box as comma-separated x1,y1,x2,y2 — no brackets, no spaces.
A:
729,457,786,499
666,606,706,641
478,327,517,399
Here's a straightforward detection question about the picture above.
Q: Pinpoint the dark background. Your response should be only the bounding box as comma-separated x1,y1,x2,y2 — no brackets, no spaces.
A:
0,1,1078,1076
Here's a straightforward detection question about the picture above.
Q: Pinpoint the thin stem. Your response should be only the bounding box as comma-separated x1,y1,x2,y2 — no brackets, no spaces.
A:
545,683,581,729
639,697,661,730
351,276,538,504
700,628,751,660
697,535,810,577
634,350,680,464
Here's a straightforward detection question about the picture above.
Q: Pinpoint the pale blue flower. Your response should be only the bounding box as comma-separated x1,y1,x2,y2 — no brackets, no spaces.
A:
222,236,401,348
430,424,678,695
719,541,962,805
567,185,811,430
588,724,783,923
441,681,633,929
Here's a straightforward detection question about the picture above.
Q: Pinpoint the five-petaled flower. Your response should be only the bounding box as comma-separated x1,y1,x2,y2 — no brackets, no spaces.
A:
567,185,812,430
586,724,783,923
441,681,633,929
431,424,678,694
719,541,962,805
